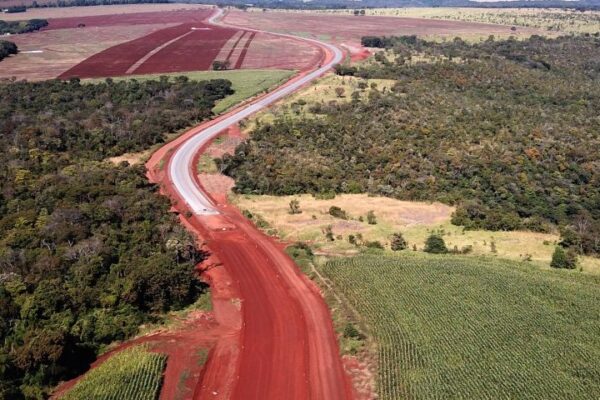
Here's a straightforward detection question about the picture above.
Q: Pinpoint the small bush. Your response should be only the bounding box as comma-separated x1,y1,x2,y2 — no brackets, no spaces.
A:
329,206,348,219
424,234,448,254
288,199,302,215
343,323,364,340
367,210,377,225
365,240,384,249
314,191,336,200
390,233,408,251
550,246,577,269
323,225,335,241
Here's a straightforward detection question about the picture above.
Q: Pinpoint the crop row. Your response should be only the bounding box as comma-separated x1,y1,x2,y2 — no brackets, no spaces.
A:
62,345,167,400
323,253,600,399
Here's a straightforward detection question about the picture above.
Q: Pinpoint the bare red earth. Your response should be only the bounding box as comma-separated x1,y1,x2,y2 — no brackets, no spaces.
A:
58,22,238,78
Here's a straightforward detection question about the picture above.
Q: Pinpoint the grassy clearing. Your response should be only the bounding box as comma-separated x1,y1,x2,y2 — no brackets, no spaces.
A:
317,8,600,35
245,74,395,130
85,69,294,114
197,154,218,173
233,193,600,274
322,253,600,399
62,344,166,400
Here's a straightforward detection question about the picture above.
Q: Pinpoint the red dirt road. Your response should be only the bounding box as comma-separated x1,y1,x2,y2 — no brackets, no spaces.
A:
143,13,354,397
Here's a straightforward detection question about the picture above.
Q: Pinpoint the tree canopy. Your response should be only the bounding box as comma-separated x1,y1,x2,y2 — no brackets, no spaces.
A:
0,77,232,398
219,35,600,256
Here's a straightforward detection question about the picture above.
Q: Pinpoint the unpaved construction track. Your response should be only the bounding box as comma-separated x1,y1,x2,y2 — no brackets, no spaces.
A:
147,8,353,400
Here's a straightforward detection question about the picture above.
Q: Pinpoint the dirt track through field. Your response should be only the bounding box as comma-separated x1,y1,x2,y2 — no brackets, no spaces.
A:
234,32,257,69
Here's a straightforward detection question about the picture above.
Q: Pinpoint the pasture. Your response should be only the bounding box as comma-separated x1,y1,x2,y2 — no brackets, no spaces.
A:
322,253,600,399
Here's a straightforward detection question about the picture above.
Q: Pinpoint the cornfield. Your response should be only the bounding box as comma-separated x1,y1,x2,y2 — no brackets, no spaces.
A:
323,253,600,399
61,345,167,400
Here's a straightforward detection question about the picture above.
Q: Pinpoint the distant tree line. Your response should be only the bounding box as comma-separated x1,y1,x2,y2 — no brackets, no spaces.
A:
218,35,600,257
0,76,233,398
10,0,169,11
0,40,17,61
0,18,47,34
4,6,27,13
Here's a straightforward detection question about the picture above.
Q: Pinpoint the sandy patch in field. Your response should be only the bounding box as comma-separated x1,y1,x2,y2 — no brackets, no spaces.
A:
0,3,210,20
0,23,174,80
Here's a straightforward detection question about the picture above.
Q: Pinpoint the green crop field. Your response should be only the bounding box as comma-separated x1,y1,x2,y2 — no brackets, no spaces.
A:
62,345,167,400
322,253,600,399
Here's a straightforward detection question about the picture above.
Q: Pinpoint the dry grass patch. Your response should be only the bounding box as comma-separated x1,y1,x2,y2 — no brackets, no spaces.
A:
245,74,395,131
233,193,600,274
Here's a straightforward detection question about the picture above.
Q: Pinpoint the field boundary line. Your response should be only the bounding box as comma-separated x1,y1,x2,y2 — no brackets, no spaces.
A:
234,31,257,69
224,31,247,63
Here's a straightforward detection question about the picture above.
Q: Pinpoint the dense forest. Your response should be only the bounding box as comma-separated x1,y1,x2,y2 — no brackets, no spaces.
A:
0,19,47,34
0,77,233,399
219,35,600,256
0,40,17,61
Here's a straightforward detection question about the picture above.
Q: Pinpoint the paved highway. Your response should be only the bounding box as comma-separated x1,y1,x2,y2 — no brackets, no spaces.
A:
169,9,344,215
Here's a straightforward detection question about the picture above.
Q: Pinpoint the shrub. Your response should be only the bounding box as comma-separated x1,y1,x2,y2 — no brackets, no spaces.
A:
367,210,377,225
288,199,301,215
343,323,364,340
550,246,577,269
424,234,448,254
365,240,384,249
212,60,230,70
329,206,348,219
314,191,336,200
390,233,408,251
324,225,335,241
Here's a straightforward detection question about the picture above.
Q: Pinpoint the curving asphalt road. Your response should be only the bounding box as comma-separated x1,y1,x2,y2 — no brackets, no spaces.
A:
169,9,344,215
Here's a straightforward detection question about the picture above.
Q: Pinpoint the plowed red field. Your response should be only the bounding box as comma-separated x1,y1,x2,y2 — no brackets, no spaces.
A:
134,25,238,74
58,22,238,78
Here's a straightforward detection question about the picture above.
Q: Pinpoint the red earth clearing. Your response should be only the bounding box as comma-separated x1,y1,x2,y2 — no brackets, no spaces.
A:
55,9,317,78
